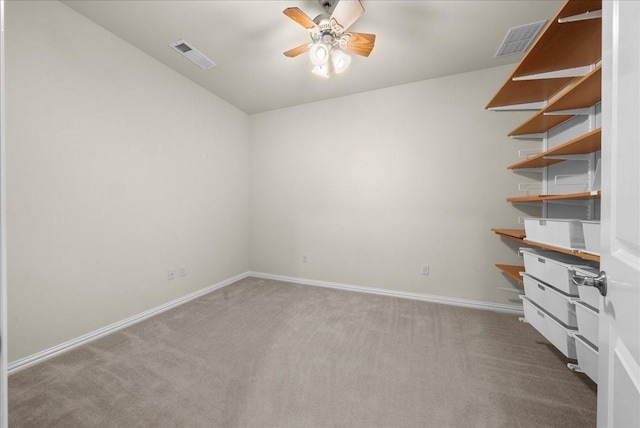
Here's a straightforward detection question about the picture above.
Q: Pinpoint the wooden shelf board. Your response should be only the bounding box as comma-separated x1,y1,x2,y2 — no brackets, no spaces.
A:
509,113,574,137
523,240,601,263
507,191,601,203
491,228,600,263
486,0,602,109
546,65,602,113
508,156,564,170
508,128,602,169
508,67,602,136
486,78,575,111
496,264,525,284
492,228,526,240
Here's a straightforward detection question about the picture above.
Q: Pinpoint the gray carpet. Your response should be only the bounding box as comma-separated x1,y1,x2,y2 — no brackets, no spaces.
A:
9,277,597,427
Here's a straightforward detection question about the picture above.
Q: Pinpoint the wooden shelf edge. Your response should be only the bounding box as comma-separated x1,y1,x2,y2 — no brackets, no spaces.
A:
523,239,601,263
495,264,525,284
508,128,602,170
492,228,526,240
507,191,601,203
491,228,600,263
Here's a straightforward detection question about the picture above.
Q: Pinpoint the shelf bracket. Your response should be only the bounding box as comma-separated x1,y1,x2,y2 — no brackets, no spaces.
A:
544,154,591,161
512,66,592,81
510,133,545,140
518,148,543,158
518,183,543,193
558,9,602,23
545,199,593,207
544,108,593,116
487,101,546,111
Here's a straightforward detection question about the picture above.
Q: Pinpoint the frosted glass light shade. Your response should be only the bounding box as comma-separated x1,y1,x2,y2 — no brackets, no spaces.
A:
331,49,351,74
309,43,330,66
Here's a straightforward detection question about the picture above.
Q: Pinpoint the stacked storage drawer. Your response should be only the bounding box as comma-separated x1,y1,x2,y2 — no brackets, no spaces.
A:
524,218,586,251
519,248,600,383
524,217,601,256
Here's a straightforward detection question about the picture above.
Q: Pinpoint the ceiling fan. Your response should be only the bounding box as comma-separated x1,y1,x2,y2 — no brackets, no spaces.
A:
283,0,376,77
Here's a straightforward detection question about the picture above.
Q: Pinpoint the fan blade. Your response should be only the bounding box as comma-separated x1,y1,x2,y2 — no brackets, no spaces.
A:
284,43,311,58
330,0,364,33
283,7,317,30
344,32,376,57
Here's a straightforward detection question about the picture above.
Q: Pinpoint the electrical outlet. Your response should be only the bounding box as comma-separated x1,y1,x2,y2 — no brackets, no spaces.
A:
167,269,176,280
421,264,430,276
179,265,187,277
302,254,308,263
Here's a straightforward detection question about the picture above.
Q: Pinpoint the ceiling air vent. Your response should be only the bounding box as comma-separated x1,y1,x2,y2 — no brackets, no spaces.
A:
169,39,216,69
495,20,547,57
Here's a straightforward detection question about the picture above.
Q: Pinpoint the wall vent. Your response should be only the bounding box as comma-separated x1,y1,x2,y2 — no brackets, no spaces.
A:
495,20,547,57
169,39,216,69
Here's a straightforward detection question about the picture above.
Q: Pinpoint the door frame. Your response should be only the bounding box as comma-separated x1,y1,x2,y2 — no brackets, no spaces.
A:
0,0,7,426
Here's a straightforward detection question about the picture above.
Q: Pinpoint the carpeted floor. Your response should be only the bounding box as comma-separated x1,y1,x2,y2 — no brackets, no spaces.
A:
9,277,597,427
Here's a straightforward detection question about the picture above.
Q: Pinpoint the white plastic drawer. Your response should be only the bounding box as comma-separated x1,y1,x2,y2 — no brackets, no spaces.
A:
575,300,599,346
573,266,601,310
523,274,577,327
573,333,598,384
521,296,577,359
582,221,601,255
524,218,586,250
520,248,595,295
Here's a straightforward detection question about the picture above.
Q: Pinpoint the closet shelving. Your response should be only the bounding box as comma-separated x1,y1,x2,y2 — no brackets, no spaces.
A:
488,0,604,299
507,128,601,169
506,191,600,203
507,67,602,136
486,0,602,110
495,264,525,284
492,228,600,263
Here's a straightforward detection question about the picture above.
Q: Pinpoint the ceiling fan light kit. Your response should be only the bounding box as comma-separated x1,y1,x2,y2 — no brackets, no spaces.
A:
283,0,375,78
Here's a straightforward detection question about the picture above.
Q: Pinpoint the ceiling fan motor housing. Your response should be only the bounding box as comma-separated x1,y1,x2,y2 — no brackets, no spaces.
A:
312,14,335,44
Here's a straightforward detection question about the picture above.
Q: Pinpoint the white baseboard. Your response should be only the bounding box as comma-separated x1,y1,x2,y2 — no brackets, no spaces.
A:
8,271,251,374
249,271,524,315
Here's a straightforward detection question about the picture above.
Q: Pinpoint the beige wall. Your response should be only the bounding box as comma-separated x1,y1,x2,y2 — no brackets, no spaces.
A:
249,65,536,304
6,1,250,362
6,1,540,364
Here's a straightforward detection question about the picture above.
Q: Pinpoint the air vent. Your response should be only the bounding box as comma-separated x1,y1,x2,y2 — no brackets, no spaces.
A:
169,39,216,69
495,20,547,57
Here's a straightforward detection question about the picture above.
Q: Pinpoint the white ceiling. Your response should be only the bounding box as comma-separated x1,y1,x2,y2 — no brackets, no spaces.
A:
62,0,563,115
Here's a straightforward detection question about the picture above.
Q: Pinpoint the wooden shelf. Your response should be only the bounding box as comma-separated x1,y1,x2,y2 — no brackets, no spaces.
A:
508,67,602,136
496,264,524,284
492,228,526,241
546,65,602,113
491,228,600,262
524,240,601,263
508,128,602,169
507,191,600,203
486,0,602,109
508,112,574,137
